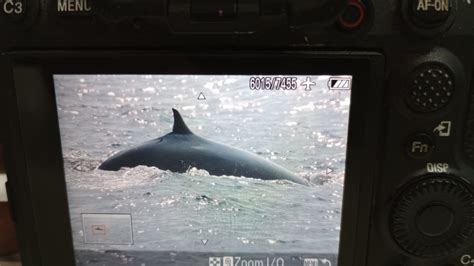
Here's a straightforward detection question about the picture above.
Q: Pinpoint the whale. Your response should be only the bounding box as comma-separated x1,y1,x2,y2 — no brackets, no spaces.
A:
98,109,307,185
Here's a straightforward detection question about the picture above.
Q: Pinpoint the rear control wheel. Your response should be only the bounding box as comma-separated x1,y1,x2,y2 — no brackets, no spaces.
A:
390,175,474,258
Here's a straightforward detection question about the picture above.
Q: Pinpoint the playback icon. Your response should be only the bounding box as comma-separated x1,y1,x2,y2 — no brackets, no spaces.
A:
223,256,234,266
209,256,233,266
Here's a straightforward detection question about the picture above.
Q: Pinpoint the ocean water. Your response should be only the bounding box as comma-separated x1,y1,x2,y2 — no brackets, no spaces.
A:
54,75,351,266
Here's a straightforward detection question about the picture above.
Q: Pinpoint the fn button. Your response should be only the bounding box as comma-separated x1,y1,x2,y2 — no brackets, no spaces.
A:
406,132,435,159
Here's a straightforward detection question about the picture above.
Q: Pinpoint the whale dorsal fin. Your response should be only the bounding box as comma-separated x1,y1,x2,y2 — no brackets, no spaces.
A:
172,108,193,134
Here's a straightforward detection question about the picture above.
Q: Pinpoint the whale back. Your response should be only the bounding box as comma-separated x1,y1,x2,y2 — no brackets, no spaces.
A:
98,109,307,185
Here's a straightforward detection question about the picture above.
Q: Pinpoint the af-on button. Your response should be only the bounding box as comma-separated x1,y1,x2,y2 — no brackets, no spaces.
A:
402,0,457,36
411,0,452,27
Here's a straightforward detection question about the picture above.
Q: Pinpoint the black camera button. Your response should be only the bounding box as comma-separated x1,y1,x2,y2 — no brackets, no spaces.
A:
406,64,455,113
410,0,452,27
405,133,435,159
0,0,26,21
402,0,458,36
415,203,454,236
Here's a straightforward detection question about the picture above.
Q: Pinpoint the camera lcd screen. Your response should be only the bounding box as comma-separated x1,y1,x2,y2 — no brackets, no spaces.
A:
54,74,352,266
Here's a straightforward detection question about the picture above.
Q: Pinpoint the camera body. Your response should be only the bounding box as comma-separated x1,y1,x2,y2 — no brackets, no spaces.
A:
0,0,473,265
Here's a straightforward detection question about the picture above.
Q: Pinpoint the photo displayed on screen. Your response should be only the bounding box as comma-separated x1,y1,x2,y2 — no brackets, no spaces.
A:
54,74,352,266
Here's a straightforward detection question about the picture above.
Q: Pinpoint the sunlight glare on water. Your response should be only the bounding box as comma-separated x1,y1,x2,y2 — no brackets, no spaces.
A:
55,75,350,265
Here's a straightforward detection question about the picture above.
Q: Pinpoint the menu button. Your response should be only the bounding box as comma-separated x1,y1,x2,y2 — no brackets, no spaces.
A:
57,0,92,15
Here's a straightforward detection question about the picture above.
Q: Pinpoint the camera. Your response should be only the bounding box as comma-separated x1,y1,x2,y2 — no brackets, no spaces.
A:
0,0,473,265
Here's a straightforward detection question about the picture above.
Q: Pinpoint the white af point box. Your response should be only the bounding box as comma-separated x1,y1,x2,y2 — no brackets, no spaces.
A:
82,213,133,245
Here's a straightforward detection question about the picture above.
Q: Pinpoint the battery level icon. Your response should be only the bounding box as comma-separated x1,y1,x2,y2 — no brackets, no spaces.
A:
328,76,352,90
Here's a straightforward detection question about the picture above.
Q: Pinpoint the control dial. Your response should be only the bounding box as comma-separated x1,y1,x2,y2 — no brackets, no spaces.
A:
391,175,474,258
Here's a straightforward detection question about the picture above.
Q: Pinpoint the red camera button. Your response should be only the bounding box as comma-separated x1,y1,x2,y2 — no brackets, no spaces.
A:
339,0,366,30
